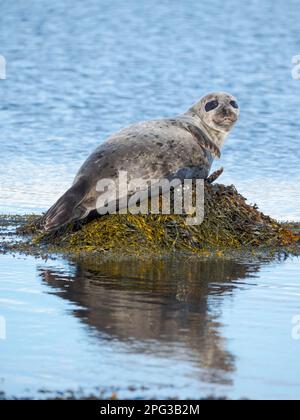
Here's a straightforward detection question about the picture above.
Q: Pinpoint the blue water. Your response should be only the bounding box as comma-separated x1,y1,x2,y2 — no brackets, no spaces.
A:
1,0,300,219
1,0,300,400
1,253,300,400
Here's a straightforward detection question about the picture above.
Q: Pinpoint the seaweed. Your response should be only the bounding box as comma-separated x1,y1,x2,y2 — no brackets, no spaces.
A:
2,183,298,258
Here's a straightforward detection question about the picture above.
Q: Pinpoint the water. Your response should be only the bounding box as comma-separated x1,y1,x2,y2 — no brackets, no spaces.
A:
1,0,300,218
0,0,300,399
1,253,300,400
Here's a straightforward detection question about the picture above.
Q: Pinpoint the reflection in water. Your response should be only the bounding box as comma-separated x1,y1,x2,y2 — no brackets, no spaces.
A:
39,257,260,386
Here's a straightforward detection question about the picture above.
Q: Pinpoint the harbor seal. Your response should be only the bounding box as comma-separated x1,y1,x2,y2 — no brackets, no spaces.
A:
41,92,239,231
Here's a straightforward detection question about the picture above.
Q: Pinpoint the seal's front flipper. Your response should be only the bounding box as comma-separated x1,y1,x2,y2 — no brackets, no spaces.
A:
206,167,224,184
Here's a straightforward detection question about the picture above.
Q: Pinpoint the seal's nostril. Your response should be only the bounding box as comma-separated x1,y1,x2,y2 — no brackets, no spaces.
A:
222,107,231,117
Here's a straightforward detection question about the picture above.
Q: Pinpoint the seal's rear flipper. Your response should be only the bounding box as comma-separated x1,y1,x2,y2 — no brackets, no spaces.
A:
41,178,90,232
206,167,224,184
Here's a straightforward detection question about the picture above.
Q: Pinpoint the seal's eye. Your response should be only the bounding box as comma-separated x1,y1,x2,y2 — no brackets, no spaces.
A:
230,100,239,109
205,100,219,112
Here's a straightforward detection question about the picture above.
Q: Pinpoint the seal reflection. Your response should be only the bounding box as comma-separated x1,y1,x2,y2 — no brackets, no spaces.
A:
38,257,259,386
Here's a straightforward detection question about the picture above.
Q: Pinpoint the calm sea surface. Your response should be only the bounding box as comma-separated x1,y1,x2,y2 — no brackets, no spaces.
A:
0,0,300,399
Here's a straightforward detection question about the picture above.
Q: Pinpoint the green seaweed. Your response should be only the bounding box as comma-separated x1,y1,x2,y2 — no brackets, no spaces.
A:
2,183,299,258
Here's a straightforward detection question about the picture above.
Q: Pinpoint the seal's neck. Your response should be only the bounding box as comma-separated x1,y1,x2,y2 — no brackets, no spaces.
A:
182,111,227,149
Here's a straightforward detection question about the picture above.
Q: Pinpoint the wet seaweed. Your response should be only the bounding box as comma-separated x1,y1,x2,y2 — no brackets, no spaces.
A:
2,183,299,258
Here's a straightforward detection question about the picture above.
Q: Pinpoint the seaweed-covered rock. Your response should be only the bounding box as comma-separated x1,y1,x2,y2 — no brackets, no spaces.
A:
22,183,299,256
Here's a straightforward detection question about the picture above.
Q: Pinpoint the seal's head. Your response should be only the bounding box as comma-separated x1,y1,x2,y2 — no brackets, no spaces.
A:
190,92,240,134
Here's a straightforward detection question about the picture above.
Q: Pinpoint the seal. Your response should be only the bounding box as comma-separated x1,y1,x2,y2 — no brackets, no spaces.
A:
41,92,239,231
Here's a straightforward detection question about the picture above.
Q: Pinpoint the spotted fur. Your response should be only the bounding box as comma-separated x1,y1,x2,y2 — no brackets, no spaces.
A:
41,92,239,231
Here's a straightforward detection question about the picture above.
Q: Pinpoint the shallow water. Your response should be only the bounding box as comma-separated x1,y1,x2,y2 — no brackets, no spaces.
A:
1,0,300,400
0,252,300,400
1,0,300,218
